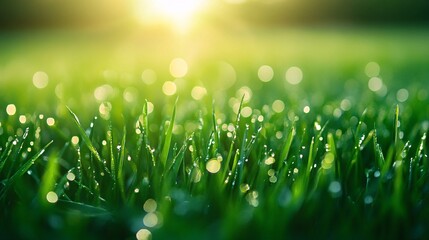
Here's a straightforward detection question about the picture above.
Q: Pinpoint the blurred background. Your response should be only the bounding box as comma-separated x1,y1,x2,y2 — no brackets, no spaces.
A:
0,0,429,124
1,0,429,29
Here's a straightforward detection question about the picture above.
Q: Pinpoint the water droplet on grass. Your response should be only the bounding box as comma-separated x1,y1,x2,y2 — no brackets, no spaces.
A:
240,183,250,193
46,191,58,203
66,172,76,181
71,136,79,145
206,159,221,174
46,117,55,126
364,195,373,204
267,169,275,177
329,181,341,194
374,170,381,178
264,157,275,165
19,115,27,124
269,176,277,183
313,122,321,131
303,106,310,114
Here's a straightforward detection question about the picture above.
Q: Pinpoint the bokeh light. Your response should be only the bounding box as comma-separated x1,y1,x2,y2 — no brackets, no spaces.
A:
144,199,157,213
141,69,157,85
6,104,16,116
365,62,380,77
136,229,152,240
162,81,177,96
46,191,58,203
397,88,409,102
191,86,207,100
258,65,274,82
285,66,303,85
272,100,285,113
368,77,383,92
170,58,188,78
46,117,55,126
206,158,221,173
33,71,49,89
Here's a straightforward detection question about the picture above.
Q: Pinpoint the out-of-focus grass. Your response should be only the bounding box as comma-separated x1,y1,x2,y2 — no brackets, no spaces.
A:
0,27,429,239
1,27,428,116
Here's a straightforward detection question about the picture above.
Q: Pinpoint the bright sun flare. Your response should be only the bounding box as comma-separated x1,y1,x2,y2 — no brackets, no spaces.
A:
135,0,207,32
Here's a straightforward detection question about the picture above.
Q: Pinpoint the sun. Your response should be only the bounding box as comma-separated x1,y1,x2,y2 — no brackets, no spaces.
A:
135,0,207,32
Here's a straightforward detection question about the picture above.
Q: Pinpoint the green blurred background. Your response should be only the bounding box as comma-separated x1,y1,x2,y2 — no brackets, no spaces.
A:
1,0,429,122
1,0,429,29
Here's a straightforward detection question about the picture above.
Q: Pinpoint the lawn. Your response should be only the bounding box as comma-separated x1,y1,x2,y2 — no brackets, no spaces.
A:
1,27,429,239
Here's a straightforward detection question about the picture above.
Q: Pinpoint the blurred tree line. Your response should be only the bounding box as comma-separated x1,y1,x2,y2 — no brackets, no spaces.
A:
0,0,428,29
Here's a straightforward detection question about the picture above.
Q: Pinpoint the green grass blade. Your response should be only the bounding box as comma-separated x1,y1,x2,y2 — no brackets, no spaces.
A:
39,152,59,204
394,104,400,146
160,98,178,168
237,125,249,187
117,125,126,201
56,200,111,217
107,122,116,186
373,129,385,170
5,128,30,179
327,132,339,179
1,140,53,199
278,126,295,171
306,137,315,179
0,140,14,175
67,106,110,175
212,102,221,156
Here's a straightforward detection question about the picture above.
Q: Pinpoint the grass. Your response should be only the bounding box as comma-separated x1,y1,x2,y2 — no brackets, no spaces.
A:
1,27,429,239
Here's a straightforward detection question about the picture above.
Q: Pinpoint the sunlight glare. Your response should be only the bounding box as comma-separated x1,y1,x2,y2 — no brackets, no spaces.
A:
135,0,207,32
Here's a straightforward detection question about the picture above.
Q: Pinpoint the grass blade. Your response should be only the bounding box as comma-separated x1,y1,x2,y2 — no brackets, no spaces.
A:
394,104,400,146
67,106,110,175
160,98,178,168
117,125,126,201
56,200,111,217
278,126,295,171
1,140,53,199
39,152,59,203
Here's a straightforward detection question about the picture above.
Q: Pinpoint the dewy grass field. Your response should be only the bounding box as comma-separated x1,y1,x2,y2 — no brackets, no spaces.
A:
1,26,429,239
